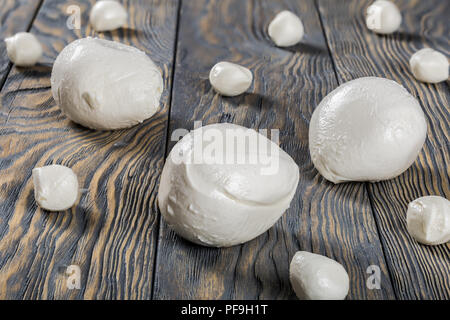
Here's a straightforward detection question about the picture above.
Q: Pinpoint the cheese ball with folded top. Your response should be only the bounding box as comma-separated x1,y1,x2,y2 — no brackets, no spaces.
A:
158,123,300,247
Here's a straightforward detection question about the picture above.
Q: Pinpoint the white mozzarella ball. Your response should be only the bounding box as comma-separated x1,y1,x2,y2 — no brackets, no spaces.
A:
32,165,79,211
406,196,450,245
5,32,43,66
51,37,163,130
90,0,128,32
268,10,304,47
158,123,299,247
409,48,449,84
289,251,349,300
209,61,253,96
366,0,402,34
309,77,427,184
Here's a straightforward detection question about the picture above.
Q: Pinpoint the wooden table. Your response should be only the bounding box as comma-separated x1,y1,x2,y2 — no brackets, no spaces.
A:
0,0,448,300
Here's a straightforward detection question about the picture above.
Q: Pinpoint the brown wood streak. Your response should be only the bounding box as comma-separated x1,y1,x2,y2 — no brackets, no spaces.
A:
0,0,43,87
0,0,179,299
317,0,449,299
152,0,395,299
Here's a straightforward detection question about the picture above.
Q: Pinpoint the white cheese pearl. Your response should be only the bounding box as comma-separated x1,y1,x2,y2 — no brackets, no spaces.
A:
158,123,299,247
407,196,450,245
209,61,253,96
409,48,449,84
366,0,402,34
289,251,349,300
32,165,79,211
309,77,427,184
90,0,128,32
51,37,163,130
268,10,304,47
4,32,42,66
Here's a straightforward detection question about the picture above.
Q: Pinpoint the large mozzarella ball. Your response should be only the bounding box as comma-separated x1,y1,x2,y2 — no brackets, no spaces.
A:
309,77,427,184
409,48,449,84
289,251,350,300
32,165,79,211
268,10,304,47
366,0,402,34
406,196,450,245
51,37,163,130
209,61,253,97
89,0,128,32
5,32,43,66
158,123,299,247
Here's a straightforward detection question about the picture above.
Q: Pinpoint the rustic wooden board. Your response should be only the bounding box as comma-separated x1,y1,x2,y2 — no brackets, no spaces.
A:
0,0,43,87
152,0,395,300
1,0,447,300
317,0,450,299
0,0,179,299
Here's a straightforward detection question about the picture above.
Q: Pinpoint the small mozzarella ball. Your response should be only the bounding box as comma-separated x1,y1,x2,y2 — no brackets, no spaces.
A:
309,77,427,184
32,165,79,211
209,61,253,96
4,32,43,66
158,123,299,247
90,0,128,31
406,196,450,245
289,251,349,300
409,48,449,84
51,37,163,130
268,10,304,47
366,0,402,34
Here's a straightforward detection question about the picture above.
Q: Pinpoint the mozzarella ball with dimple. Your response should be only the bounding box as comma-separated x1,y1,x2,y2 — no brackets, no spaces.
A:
51,37,163,130
90,0,128,31
289,251,350,300
158,123,299,247
209,62,253,96
309,77,427,184
268,10,304,47
5,32,43,66
366,0,402,34
409,48,449,84
32,165,79,211
406,196,450,245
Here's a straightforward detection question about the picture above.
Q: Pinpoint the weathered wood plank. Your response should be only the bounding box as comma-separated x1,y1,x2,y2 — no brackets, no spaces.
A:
153,0,395,300
317,0,449,299
0,0,43,87
0,0,179,299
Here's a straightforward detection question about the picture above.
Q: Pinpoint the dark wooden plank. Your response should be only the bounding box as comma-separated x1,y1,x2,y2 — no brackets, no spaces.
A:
153,0,395,300
0,0,43,87
0,0,179,299
317,0,449,299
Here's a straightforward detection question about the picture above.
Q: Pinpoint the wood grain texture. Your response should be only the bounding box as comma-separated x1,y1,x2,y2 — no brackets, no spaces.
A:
0,0,43,87
0,0,179,299
152,0,395,300
317,0,449,299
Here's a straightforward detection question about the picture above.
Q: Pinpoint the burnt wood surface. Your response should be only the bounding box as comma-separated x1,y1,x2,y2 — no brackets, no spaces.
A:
0,0,179,299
